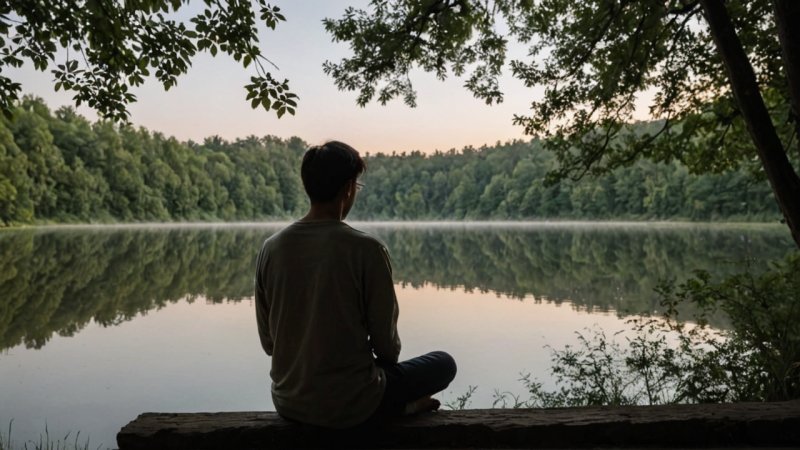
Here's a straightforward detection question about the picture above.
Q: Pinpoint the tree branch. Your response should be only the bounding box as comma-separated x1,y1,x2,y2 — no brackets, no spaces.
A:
668,0,700,16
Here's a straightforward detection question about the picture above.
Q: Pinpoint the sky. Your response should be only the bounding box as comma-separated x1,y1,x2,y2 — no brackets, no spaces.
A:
9,1,640,155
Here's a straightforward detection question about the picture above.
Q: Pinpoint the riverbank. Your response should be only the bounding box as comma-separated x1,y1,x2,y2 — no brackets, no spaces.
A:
0,219,788,232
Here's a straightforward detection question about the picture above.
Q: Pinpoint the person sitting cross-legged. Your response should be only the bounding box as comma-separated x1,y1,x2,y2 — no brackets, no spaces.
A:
254,140,457,428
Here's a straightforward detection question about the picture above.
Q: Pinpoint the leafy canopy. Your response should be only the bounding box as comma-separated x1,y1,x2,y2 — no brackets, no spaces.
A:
324,0,794,181
0,0,298,121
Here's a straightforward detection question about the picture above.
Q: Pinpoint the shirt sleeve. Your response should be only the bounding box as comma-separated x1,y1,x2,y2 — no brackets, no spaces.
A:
364,243,401,364
255,242,274,356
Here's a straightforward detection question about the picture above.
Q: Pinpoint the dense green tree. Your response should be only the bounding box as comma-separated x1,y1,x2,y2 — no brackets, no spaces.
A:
0,120,31,223
7,101,66,218
479,174,509,218
0,0,297,120
323,0,800,247
395,182,427,218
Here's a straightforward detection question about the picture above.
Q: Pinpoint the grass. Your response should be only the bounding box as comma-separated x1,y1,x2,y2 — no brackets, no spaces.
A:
0,421,102,450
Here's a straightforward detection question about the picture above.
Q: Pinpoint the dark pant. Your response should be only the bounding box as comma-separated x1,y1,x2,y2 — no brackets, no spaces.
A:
368,351,457,421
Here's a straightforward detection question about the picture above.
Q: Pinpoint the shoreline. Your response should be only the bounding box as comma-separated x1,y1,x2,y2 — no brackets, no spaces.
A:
0,219,788,232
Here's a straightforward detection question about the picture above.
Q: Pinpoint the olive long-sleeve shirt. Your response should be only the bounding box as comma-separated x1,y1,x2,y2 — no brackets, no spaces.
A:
254,220,401,428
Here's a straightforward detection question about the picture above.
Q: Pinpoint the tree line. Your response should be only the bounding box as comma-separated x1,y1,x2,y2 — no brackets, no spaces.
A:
0,97,783,225
353,139,780,221
0,97,307,224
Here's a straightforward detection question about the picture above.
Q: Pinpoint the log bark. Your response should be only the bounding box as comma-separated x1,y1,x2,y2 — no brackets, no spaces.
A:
116,401,800,450
700,0,800,248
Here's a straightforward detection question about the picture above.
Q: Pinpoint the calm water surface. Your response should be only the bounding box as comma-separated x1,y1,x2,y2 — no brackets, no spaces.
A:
0,222,793,448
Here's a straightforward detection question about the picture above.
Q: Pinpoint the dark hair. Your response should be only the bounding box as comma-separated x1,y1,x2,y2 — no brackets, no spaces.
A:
300,141,366,203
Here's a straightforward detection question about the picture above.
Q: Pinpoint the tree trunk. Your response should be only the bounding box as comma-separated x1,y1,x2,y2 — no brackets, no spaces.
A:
700,0,800,249
774,0,800,157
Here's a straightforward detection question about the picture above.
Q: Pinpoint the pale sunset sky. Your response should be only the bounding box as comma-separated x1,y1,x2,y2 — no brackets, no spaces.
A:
11,1,649,155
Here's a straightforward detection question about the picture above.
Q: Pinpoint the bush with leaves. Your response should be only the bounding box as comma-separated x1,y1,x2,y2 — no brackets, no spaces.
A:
659,252,800,402
496,252,800,407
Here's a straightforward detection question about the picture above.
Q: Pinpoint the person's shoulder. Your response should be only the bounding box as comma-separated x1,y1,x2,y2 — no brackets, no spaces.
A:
262,225,285,244
261,222,299,249
342,225,393,270
341,223,389,252
341,223,384,244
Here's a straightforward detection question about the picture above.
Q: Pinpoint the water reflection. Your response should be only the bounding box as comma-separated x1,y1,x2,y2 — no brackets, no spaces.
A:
381,225,791,309
0,224,792,352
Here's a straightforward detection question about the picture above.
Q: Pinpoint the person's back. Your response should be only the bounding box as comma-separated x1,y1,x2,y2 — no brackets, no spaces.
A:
255,220,399,427
255,141,456,429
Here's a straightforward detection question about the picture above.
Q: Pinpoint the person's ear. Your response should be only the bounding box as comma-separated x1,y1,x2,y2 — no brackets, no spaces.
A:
347,179,356,198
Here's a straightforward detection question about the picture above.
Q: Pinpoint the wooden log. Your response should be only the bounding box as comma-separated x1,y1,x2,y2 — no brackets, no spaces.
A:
117,400,800,449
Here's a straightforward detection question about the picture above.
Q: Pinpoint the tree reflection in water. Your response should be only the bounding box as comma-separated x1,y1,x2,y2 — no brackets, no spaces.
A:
0,224,792,352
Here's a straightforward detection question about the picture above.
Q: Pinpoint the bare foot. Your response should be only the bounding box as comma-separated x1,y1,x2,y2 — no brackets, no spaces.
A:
404,396,441,415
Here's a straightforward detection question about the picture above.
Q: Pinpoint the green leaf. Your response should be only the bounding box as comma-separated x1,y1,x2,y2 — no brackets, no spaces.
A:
0,0,304,123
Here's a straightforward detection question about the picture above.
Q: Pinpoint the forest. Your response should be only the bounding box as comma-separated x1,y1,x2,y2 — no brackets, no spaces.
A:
0,97,782,225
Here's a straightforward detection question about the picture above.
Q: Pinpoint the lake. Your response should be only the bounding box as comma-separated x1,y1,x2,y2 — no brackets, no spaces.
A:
0,222,794,448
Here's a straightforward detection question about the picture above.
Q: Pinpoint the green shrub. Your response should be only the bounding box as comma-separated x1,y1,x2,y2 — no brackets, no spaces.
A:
496,252,800,407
